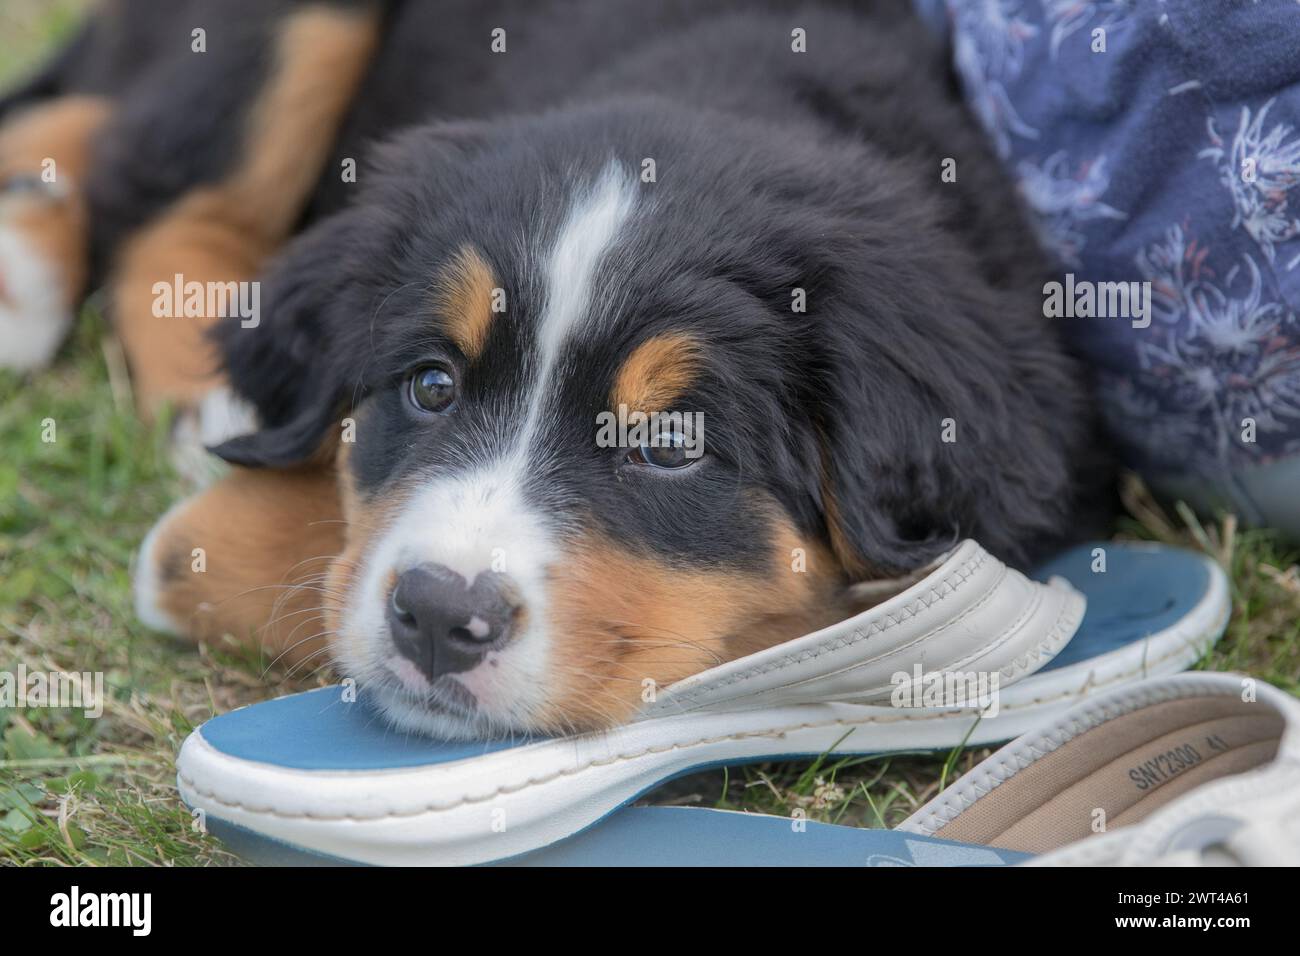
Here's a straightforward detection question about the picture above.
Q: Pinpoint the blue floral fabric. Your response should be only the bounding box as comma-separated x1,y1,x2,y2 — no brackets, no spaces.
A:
920,0,1300,482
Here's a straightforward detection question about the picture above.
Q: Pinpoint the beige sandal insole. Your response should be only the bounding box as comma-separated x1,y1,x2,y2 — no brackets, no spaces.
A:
934,696,1284,853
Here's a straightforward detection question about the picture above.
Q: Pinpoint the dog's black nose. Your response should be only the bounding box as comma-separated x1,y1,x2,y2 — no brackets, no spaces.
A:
387,565,520,680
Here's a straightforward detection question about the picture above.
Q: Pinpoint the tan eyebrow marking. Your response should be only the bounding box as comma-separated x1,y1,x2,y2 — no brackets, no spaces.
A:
435,245,498,360
610,332,702,412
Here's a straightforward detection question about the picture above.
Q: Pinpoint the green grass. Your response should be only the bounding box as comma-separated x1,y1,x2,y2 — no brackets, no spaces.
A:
1,312,260,865
2,4,1299,866
5,318,1299,866
0,0,87,81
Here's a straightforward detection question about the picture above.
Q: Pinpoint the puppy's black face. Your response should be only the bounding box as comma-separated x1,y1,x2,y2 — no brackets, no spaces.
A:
217,102,1089,737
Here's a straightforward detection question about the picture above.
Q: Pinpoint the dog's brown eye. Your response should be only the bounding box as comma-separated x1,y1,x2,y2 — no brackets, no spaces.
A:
408,365,456,413
627,432,695,469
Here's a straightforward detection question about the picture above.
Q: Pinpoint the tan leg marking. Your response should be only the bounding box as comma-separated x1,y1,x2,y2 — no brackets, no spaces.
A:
323,436,409,664
112,5,381,414
0,97,111,369
0,96,110,181
0,96,111,298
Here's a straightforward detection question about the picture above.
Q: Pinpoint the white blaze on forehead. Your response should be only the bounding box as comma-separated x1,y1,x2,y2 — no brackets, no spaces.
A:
518,161,637,450
342,163,638,735
374,163,637,561
372,163,637,580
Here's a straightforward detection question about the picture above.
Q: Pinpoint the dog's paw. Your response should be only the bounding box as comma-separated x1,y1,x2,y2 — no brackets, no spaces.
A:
133,501,189,638
0,220,76,372
169,386,261,488
131,466,345,664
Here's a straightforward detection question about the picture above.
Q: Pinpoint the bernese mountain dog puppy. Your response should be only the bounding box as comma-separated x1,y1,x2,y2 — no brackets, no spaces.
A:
0,0,1107,738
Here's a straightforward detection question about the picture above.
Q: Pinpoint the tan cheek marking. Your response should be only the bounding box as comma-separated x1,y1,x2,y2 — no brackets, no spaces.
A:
435,245,497,360
111,4,380,414
727,522,849,658
538,505,849,733
327,437,378,637
147,466,345,667
0,96,112,304
610,332,701,412
324,434,405,649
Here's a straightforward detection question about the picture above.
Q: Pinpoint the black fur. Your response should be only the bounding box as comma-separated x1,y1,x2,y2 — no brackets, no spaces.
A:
214,0,1109,575
12,0,1111,576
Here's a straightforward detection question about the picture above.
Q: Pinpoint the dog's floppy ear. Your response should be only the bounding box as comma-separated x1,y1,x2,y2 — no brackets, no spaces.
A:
210,120,494,468
209,209,363,468
814,267,1090,579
